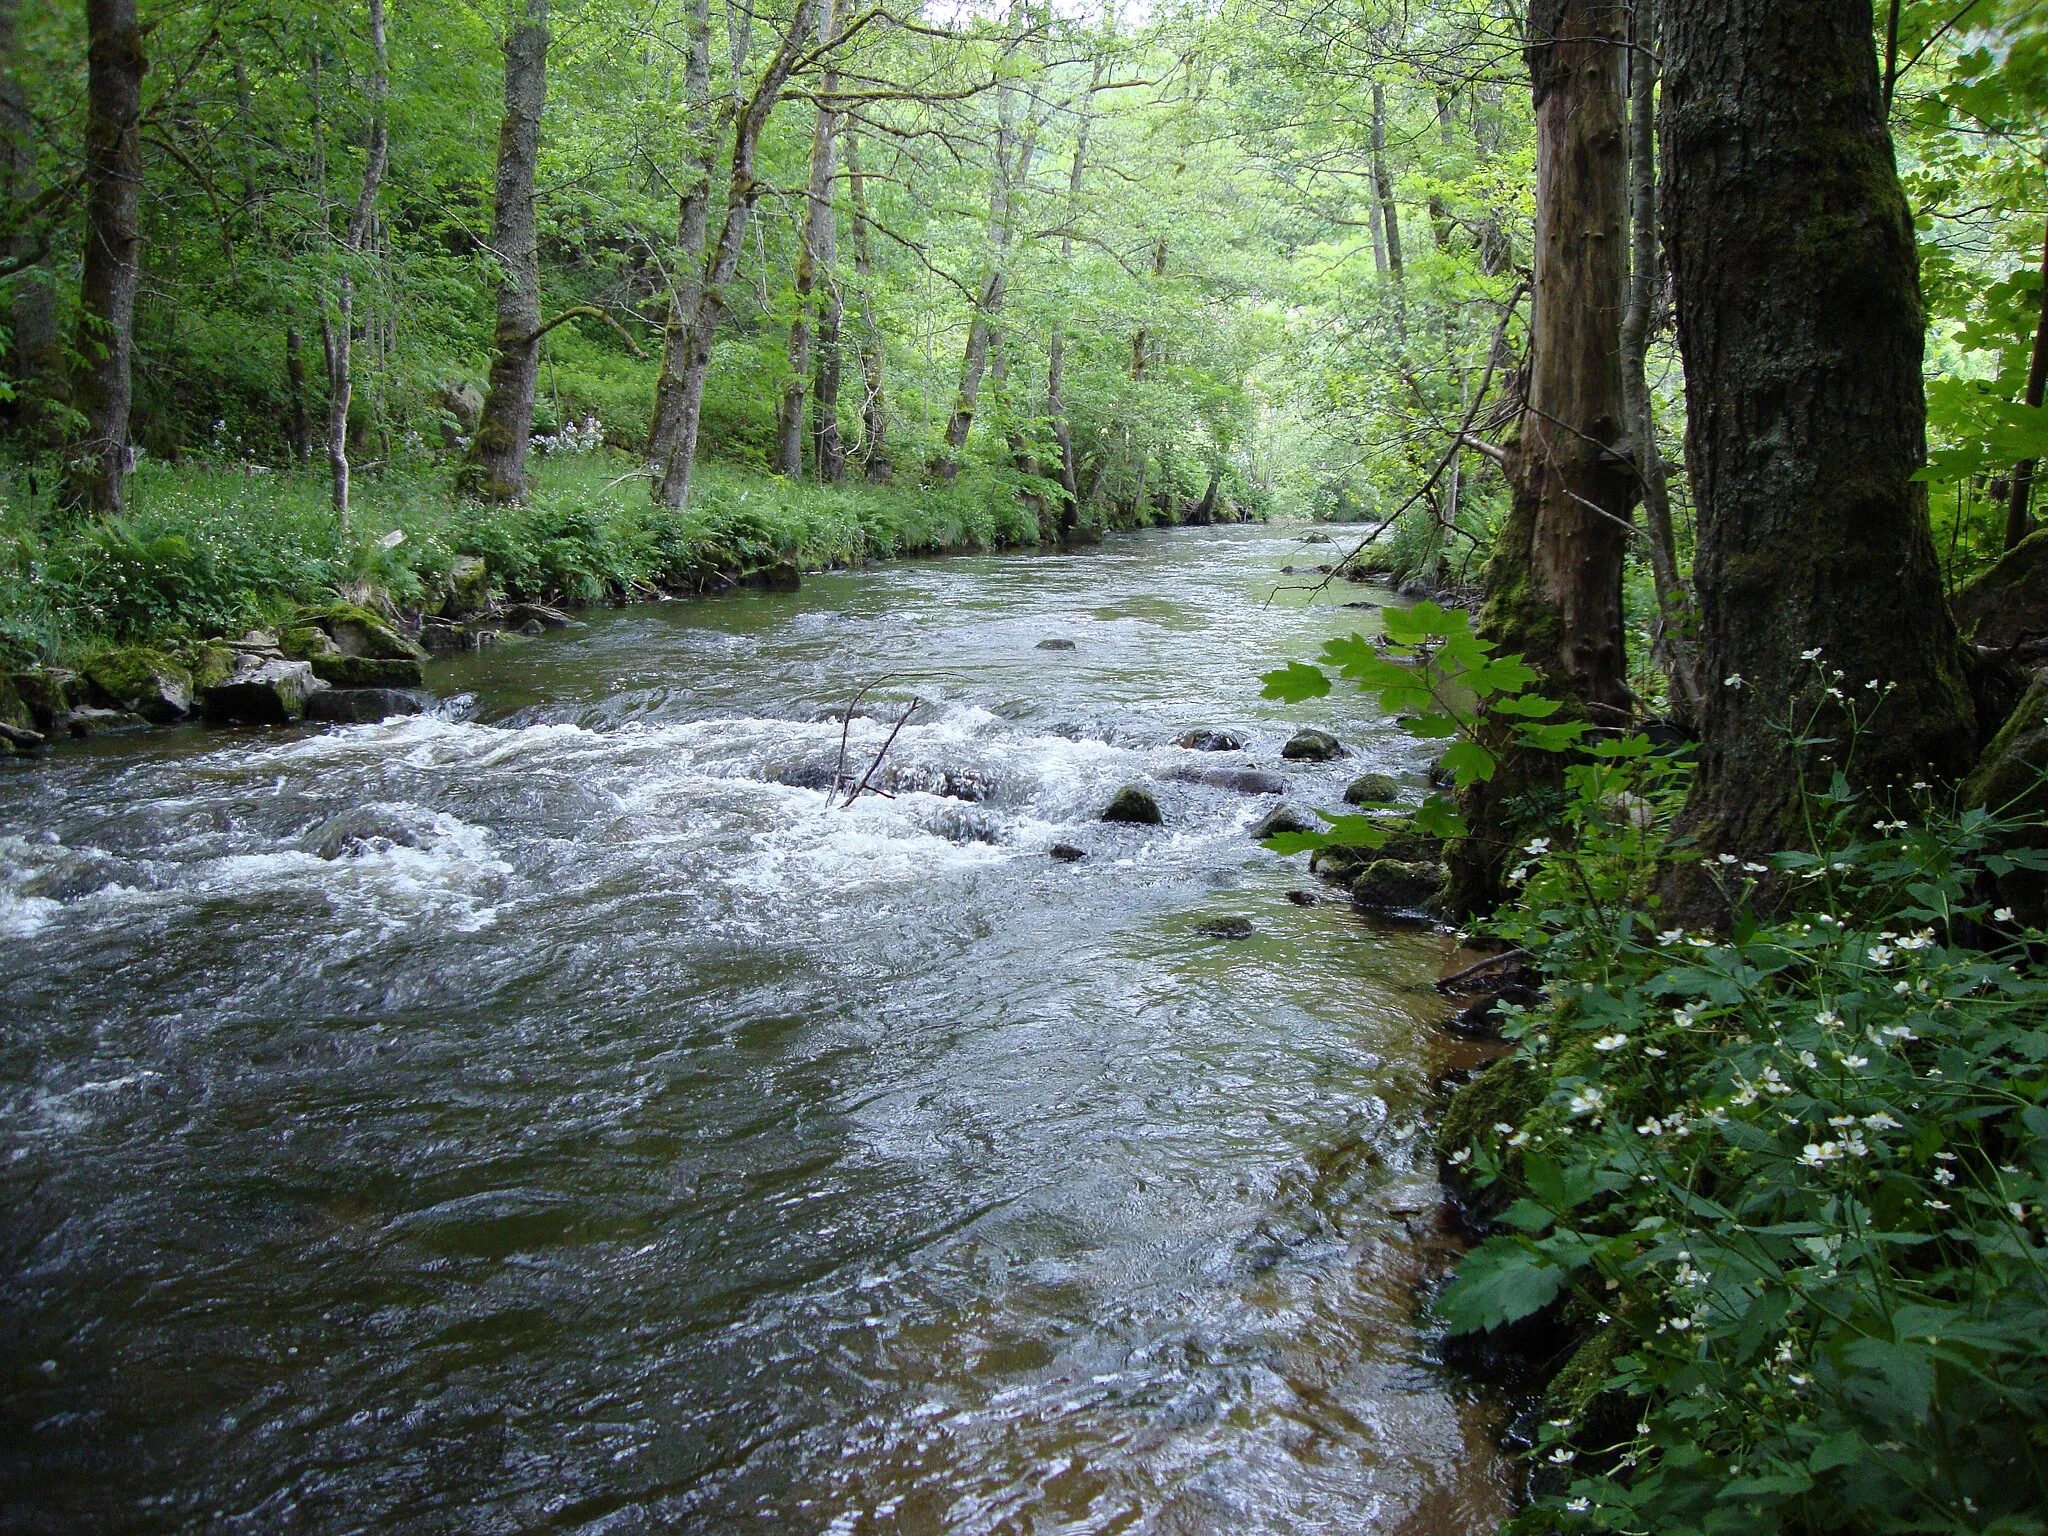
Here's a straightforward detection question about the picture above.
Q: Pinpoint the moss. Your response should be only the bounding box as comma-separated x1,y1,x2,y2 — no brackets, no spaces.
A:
82,647,193,721
300,605,426,662
1441,1054,1546,1169
187,644,237,693
1344,772,1404,806
0,675,32,733
309,654,424,688
279,625,338,660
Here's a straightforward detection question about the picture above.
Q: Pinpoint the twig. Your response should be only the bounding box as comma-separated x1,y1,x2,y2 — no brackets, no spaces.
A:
1435,947,1530,993
841,698,920,808
827,675,898,809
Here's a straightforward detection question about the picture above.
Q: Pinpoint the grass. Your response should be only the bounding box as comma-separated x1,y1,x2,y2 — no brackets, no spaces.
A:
0,448,1056,669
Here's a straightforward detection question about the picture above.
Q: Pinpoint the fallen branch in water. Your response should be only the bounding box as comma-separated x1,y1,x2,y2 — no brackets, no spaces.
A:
827,676,900,809
1435,947,1530,994
840,697,921,809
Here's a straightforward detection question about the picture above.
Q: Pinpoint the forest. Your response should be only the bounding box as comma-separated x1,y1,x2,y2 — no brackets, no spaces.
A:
4,0,2048,1531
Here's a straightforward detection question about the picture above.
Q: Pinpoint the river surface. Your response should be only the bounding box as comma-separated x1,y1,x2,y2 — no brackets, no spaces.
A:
0,525,1510,1534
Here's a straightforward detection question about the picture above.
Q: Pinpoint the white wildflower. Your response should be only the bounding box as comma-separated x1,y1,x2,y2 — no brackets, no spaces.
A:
1933,1166,1954,1186
1525,837,1551,855
1593,1033,1630,1052
1447,1146,1472,1167
1568,1086,1605,1117
1868,945,1895,967
1800,647,1823,661
1643,1045,1667,1058
1638,1118,1664,1137
1815,1010,1842,1029
1743,861,1769,873
1724,674,1743,689
1801,1142,1842,1166
1861,1111,1900,1129
1657,928,1687,946
1994,907,2016,922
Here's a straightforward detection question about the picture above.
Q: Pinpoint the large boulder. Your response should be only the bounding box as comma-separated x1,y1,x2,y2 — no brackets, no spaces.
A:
1281,728,1347,762
11,668,82,732
1344,772,1403,806
188,644,238,693
1351,858,1444,912
1161,763,1286,795
0,673,35,734
1251,803,1315,840
1101,785,1163,825
1963,667,2048,921
82,647,192,724
303,606,425,662
310,654,424,688
201,657,327,725
442,555,492,618
304,687,424,725
1954,529,2048,655
0,721,44,754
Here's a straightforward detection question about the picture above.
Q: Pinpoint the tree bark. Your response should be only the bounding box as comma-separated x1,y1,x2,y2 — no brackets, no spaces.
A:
1048,59,1101,542
1620,0,1702,721
775,0,838,480
655,0,822,510
2004,219,2048,551
844,128,889,483
66,0,147,514
285,326,312,465
647,0,715,478
464,0,550,502
812,232,845,479
0,0,58,428
319,0,389,529
1662,0,1974,876
1370,80,1403,284
1449,0,1631,914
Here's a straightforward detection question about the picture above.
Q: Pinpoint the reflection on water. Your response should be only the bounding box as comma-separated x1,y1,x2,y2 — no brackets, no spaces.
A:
0,527,1511,1533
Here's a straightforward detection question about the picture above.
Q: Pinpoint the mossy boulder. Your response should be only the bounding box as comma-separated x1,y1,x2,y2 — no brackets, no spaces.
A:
280,625,341,660
1344,772,1403,805
1440,1054,1546,1199
1251,803,1315,840
1281,727,1347,761
309,654,423,689
1954,529,2048,653
187,644,238,693
201,658,327,725
11,669,80,731
0,674,33,734
301,605,425,662
441,555,491,618
1101,785,1164,825
82,647,192,723
1350,859,1443,911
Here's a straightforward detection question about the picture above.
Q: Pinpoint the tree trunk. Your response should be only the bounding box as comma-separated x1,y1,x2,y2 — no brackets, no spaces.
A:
647,0,714,479
2004,218,2048,550
465,0,549,502
844,129,889,483
285,326,312,465
1662,0,1974,876
938,61,1031,482
1048,58,1101,543
655,0,822,511
812,262,845,480
320,0,389,529
66,0,147,514
1449,0,1632,915
0,0,58,429
1620,0,1702,722
1370,80,1403,284
775,0,838,480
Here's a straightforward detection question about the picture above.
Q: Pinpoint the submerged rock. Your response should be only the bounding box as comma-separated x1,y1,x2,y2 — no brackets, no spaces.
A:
59,706,151,737
0,721,44,753
310,654,425,689
1161,762,1285,795
1281,728,1346,762
82,647,192,723
201,657,326,725
304,688,423,725
1250,803,1315,840
1036,638,1078,651
1101,785,1163,824
1343,772,1402,806
1049,843,1087,862
1175,727,1246,751
1285,889,1319,906
1196,915,1256,939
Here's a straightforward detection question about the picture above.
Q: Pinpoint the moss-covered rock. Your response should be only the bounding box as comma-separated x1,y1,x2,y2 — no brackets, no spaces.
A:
0,674,33,734
1343,772,1403,805
187,644,238,693
441,555,491,619
1101,785,1164,824
200,658,326,725
309,654,424,689
280,625,340,660
1251,803,1315,840
1963,668,2048,922
1440,1055,1546,1179
82,647,192,723
1281,727,1347,761
1350,859,1444,911
10,669,80,731
1954,529,2048,652
301,605,426,662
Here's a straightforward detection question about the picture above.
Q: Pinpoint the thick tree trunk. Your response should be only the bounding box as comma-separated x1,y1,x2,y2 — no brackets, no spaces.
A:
776,1,838,480
1620,0,1702,722
1449,0,1631,915
66,0,147,514
656,0,822,510
647,0,714,478
812,264,845,481
2004,220,2048,551
844,130,889,483
0,0,58,428
1662,0,1974,874
465,0,549,502
320,0,389,529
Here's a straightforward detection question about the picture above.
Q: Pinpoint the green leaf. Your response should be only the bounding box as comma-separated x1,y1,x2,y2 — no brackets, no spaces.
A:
1411,795,1468,838
1259,662,1331,703
1440,739,1497,786
1590,734,1655,758
1517,720,1593,752
1492,693,1562,718
1261,831,1332,856
1436,1237,1571,1333
1401,713,1462,739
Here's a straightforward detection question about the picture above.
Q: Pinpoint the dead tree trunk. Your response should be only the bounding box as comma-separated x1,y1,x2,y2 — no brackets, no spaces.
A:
2005,218,2048,551
464,0,550,502
775,0,838,480
1620,0,1702,721
655,0,822,511
844,129,889,483
1662,0,1974,880
66,0,147,514
1448,0,1632,914
647,0,715,479
318,0,389,530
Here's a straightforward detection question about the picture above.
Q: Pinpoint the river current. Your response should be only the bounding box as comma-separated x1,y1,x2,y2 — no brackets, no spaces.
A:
1,525,1510,1533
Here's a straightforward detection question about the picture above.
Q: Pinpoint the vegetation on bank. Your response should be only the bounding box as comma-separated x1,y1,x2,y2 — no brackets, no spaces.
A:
0,447,1141,673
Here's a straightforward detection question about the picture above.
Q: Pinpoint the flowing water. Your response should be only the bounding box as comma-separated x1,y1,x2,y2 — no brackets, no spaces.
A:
0,525,1512,1534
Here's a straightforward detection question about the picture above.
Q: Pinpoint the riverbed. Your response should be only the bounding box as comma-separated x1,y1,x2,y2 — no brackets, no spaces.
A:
0,525,1511,1533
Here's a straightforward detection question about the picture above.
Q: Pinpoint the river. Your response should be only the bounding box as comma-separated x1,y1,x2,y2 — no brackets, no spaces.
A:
0,525,1511,1533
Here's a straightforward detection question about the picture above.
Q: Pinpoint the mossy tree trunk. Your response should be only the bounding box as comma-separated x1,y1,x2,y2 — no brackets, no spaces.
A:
1448,0,1631,914
67,0,147,514
464,0,549,503
1661,0,1974,885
